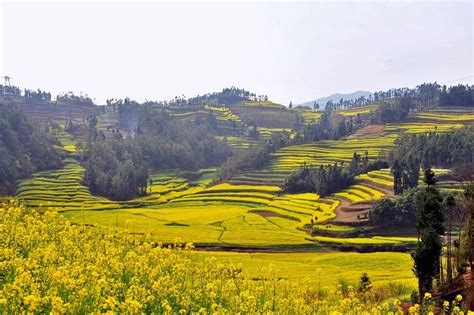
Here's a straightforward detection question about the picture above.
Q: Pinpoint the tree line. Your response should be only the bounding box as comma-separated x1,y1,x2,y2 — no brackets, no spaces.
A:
24,89,51,102
109,87,258,109
293,110,362,143
390,127,474,183
0,103,62,194
371,97,411,124
283,153,388,197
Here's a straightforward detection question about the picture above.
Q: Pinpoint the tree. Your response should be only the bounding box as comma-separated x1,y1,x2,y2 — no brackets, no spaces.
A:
458,183,474,270
358,272,372,302
392,160,403,195
289,101,293,109
412,169,444,299
369,199,396,228
423,168,437,186
369,188,419,229
445,195,456,283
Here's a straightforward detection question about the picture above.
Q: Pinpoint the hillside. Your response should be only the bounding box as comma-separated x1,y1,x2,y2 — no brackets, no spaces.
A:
7,81,472,250
0,103,63,194
2,83,474,312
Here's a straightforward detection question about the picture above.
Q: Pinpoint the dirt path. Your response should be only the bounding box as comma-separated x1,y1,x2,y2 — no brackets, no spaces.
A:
329,198,371,224
329,182,395,224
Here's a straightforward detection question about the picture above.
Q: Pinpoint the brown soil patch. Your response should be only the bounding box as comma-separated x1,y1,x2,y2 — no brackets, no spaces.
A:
355,124,385,135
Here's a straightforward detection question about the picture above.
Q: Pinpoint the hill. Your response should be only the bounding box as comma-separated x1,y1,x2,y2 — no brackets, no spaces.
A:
300,90,371,109
4,82,474,251
0,103,63,194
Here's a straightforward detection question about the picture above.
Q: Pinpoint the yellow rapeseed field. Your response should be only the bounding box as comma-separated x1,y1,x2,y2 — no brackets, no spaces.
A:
3,201,470,314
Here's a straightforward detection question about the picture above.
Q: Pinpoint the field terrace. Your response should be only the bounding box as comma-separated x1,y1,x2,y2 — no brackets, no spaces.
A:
14,107,474,249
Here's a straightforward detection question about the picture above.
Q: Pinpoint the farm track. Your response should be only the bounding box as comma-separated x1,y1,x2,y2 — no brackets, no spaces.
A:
329,198,370,225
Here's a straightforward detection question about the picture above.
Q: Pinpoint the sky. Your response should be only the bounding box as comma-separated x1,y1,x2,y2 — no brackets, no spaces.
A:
1,1,472,105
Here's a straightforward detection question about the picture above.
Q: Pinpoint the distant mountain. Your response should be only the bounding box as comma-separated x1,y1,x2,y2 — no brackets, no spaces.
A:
299,91,371,109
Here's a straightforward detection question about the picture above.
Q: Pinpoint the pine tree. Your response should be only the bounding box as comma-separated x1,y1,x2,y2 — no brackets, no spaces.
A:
412,168,444,299
392,160,403,195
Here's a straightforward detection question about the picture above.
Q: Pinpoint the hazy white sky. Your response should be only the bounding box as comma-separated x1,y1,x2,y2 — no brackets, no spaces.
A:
1,1,472,105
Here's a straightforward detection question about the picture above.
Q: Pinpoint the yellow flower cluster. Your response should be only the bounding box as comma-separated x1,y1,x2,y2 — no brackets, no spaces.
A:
0,202,470,314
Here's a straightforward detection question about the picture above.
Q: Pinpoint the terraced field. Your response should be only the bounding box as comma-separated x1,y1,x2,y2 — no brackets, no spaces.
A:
204,104,241,124
19,154,406,247
167,104,243,136
411,107,474,122
231,102,296,129
16,154,334,246
384,122,464,134
269,136,395,174
357,169,394,190
16,158,124,212
257,127,295,140
14,107,474,248
333,184,385,203
215,136,258,149
296,109,322,124
337,104,379,117
241,101,287,109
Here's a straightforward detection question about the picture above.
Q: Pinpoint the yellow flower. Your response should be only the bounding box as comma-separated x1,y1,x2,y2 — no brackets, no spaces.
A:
424,292,432,299
455,294,463,302
23,294,41,311
161,299,172,313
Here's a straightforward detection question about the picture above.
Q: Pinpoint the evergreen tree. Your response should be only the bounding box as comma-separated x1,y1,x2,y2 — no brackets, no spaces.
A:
412,168,444,299
392,160,403,195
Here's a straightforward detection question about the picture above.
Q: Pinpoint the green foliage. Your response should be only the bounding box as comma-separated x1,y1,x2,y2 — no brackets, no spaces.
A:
295,110,357,143
0,103,62,194
358,272,372,301
369,188,419,229
83,108,232,200
373,98,410,124
391,157,420,195
217,134,289,182
83,140,148,201
439,84,473,107
283,164,354,197
391,127,474,171
412,169,444,298
284,152,388,197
